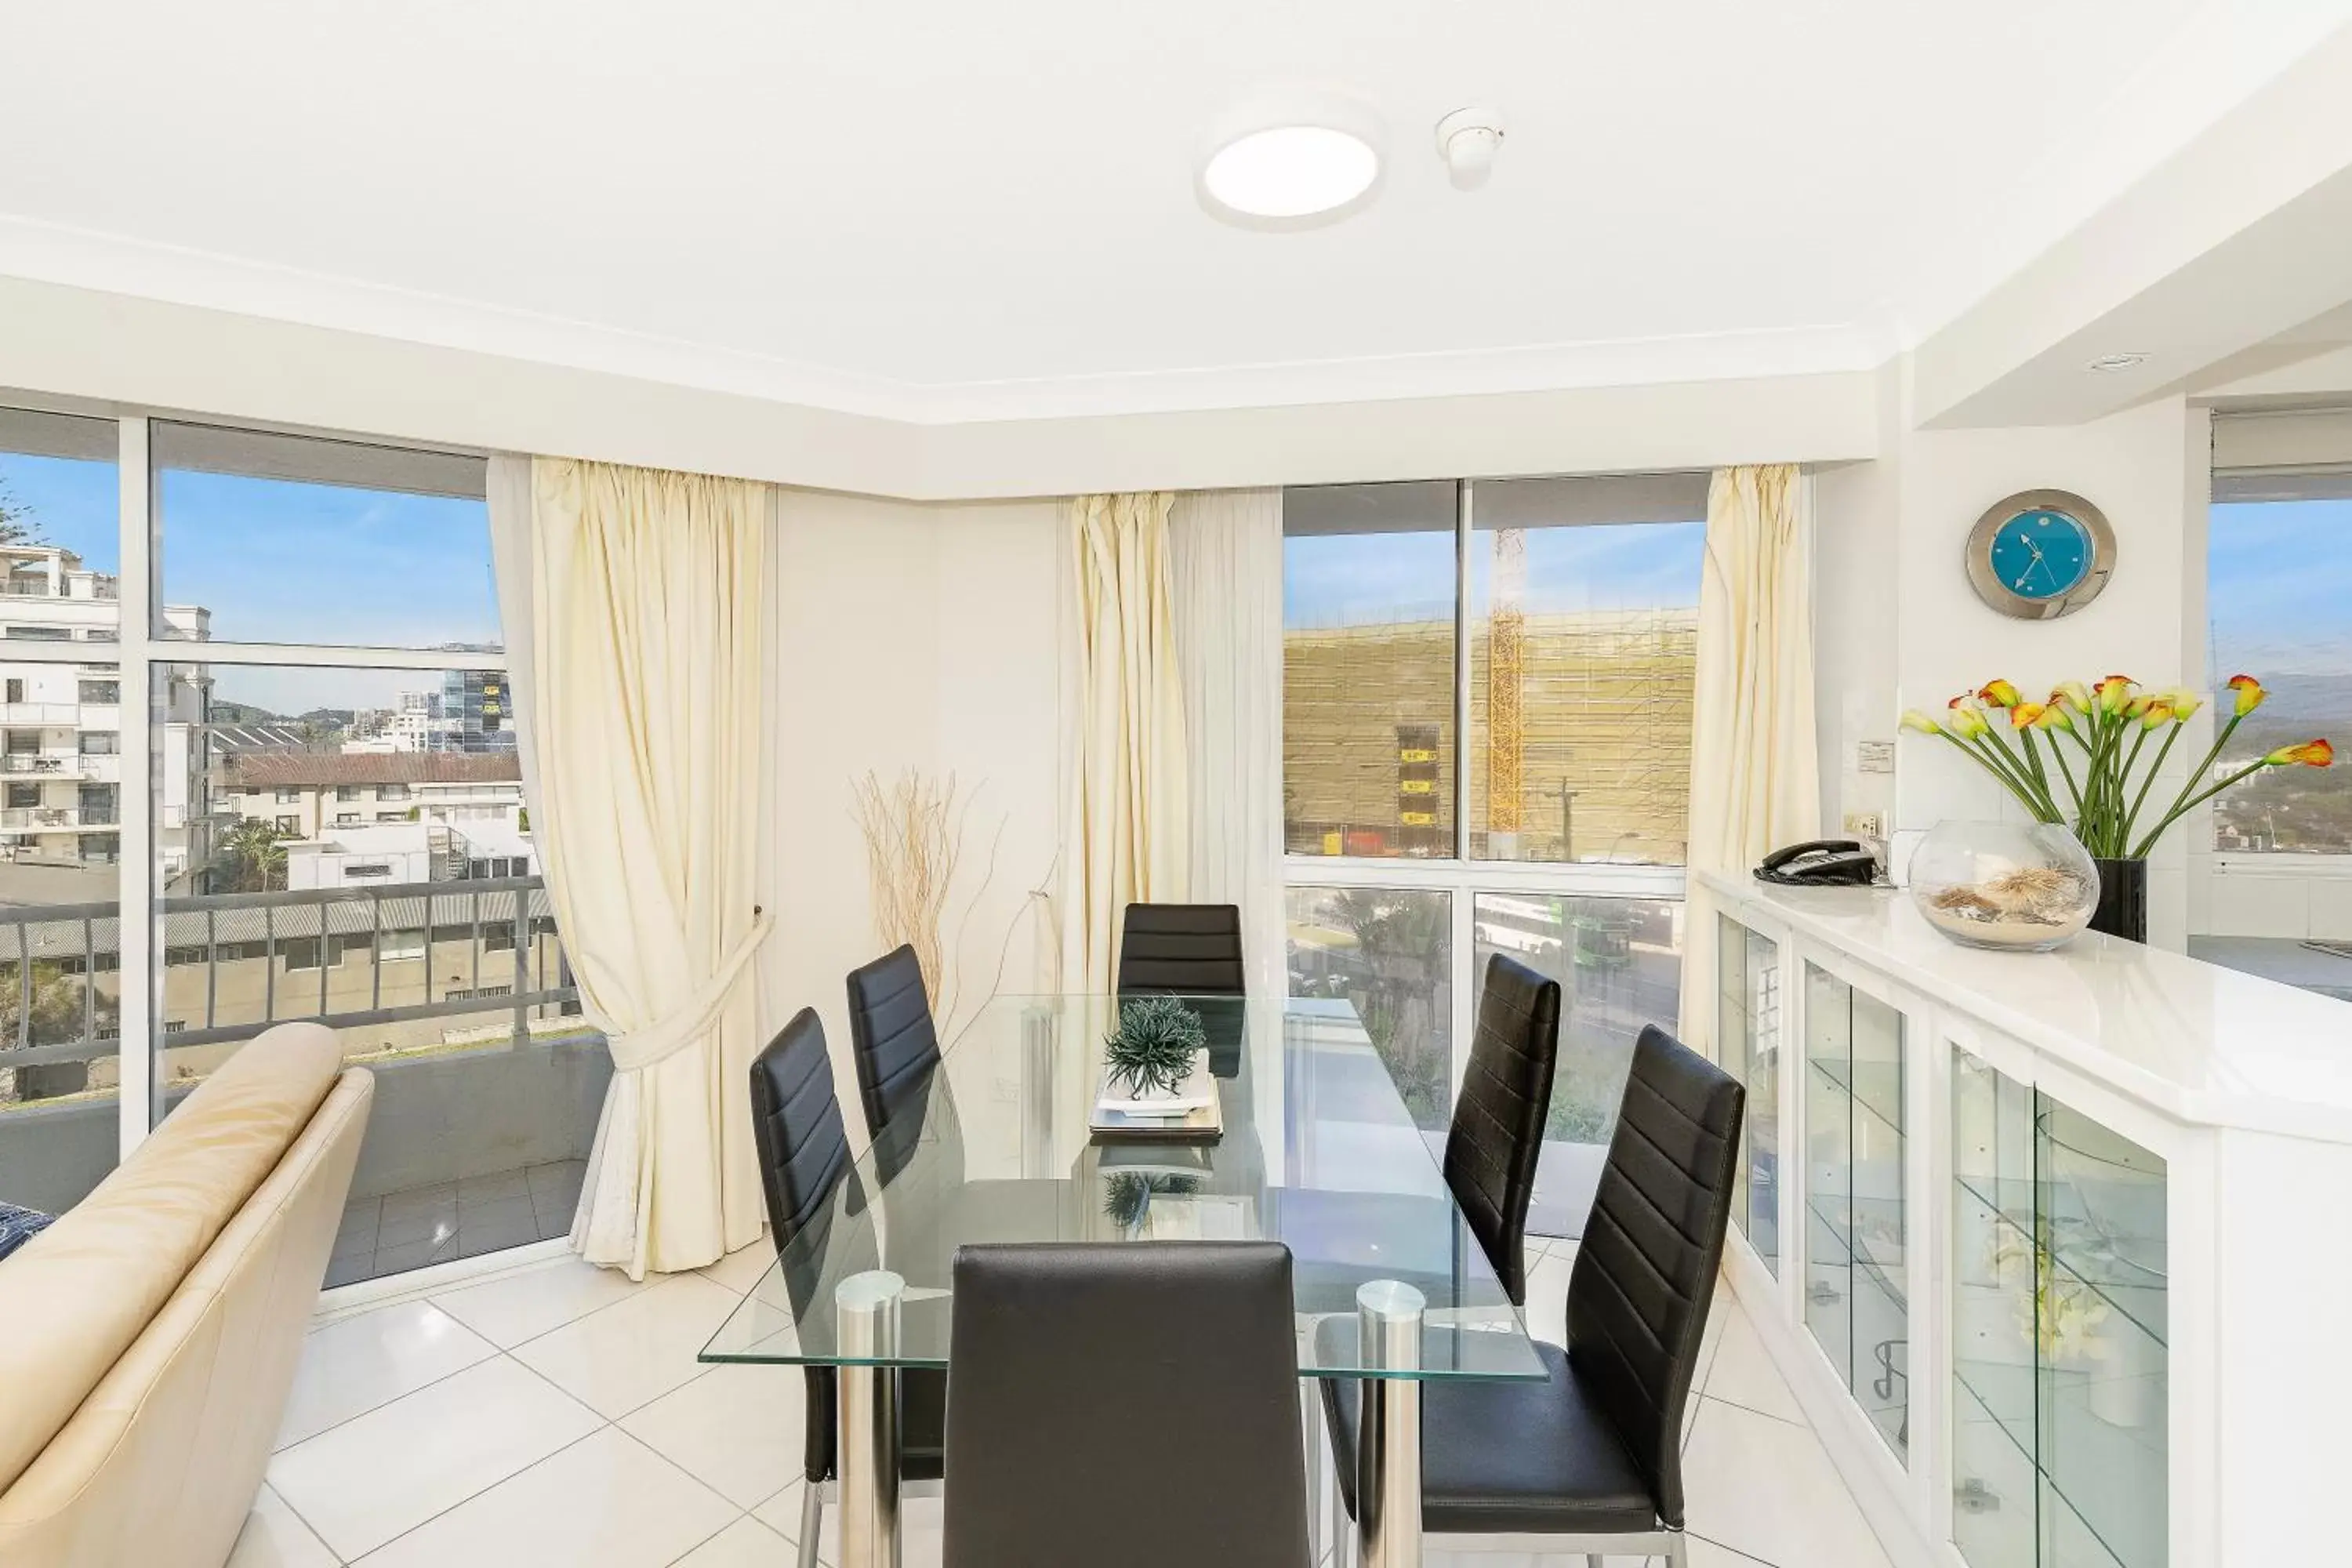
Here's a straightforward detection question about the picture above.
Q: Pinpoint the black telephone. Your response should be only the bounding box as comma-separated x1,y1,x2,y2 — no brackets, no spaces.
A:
1755,838,1882,887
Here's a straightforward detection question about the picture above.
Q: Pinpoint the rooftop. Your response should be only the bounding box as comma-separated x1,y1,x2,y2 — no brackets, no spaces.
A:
223,751,523,788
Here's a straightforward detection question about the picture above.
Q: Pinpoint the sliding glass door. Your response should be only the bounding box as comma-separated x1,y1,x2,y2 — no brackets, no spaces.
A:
1,401,600,1286
1281,474,1705,1237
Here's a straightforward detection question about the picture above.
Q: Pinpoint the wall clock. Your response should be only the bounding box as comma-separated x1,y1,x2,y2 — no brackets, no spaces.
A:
1963,488,2115,620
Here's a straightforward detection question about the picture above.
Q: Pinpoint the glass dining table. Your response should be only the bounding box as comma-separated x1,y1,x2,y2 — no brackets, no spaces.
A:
701,993,1547,1568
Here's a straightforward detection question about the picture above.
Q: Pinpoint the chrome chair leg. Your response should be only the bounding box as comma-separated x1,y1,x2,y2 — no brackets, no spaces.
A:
797,1482,824,1568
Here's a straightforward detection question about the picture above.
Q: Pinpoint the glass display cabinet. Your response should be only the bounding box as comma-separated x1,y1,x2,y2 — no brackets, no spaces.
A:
1802,962,1908,1464
1716,913,1780,1274
1952,1047,2168,1568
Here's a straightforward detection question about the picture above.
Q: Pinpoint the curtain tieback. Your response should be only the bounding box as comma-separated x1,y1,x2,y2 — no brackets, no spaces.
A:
601,911,774,1075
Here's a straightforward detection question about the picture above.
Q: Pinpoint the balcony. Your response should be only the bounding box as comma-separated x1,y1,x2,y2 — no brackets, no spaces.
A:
0,753,118,780
0,875,603,1219
0,703,83,725
0,806,111,831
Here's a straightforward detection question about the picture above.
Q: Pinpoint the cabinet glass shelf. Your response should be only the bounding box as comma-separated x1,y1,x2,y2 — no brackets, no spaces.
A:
1803,961,1907,1463
1953,1048,2166,1568
1719,913,1780,1274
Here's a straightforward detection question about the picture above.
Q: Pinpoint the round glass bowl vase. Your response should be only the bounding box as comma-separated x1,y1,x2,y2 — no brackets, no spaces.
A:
1907,821,2099,952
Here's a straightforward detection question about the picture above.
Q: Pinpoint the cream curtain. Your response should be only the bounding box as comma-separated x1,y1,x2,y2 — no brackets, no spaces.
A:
488,454,774,1279
1168,489,1285,998
1679,464,1820,1052
1058,492,1191,994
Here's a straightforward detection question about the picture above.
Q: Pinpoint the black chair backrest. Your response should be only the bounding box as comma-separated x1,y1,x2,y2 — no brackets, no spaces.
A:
748,1006,875,1485
1116,902,1246,996
1442,953,1563,1305
845,944,943,1145
749,1007,851,1247
943,1242,1310,1568
1565,1023,1744,1530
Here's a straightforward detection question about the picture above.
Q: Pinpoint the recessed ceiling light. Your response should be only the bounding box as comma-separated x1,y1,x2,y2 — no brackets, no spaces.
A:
2087,352,2149,372
1200,123,1381,229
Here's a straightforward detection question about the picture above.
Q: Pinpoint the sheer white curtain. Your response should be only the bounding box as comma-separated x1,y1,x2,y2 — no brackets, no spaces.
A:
1679,463,1820,1051
1168,488,1285,997
1058,492,1190,994
488,454,774,1279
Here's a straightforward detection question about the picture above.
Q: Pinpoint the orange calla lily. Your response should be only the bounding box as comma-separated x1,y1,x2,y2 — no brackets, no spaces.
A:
2031,703,2074,733
2227,674,2268,716
1979,679,2021,709
2140,702,2175,731
2156,687,2202,720
2267,739,2334,768
2009,701,2045,728
2050,681,2091,713
2097,675,2134,714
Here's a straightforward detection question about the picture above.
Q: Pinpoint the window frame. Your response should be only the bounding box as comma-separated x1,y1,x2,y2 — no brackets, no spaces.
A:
1282,475,1693,1105
0,398,508,1163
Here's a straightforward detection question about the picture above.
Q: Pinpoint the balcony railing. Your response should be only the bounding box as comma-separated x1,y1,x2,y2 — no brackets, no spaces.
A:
0,806,111,831
0,703,83,726
0,876,583,1087
0,754,115,779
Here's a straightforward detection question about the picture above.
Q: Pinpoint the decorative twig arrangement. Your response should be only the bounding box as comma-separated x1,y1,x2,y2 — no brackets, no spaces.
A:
1902,675,2331,859
1102,994,1207,1098
851,769,1003,1028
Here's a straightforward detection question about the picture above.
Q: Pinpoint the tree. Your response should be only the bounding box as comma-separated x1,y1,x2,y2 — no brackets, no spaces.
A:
0,481,49,548
212,817,296,892
0,960,118,1100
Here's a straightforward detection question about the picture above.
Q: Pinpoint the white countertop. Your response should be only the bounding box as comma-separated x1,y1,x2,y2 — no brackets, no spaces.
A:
1700,870,2352,1143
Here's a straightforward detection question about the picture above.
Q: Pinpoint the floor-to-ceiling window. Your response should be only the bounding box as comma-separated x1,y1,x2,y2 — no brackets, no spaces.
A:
1282,474,1704,1235
0,403,597,1285
2207,465,2352,853
0,408,125,1214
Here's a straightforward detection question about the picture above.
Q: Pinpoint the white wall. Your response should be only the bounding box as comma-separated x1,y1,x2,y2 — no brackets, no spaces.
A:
757,490,1063,1145
1812,372,2210,949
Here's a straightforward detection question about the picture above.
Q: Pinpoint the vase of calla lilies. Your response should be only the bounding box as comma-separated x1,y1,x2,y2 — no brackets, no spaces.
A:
1900,674,2332,942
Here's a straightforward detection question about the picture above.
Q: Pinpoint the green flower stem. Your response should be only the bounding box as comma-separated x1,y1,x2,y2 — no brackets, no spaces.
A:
2121,721,2186,850
2131,755,2276,859
1962,729,2059,821
2046,736,2086,822
2123,710,2248,859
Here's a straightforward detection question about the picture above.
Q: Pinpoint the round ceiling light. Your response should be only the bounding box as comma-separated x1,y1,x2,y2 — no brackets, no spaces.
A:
1199,123,1382,229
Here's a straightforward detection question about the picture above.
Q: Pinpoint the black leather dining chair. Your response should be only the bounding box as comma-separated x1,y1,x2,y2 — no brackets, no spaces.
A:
1116,902,1247,995
1319,1025,1744,1568
750,1007,948,1568
943,1241,1313,1568
1443,952,1563,1305
845,945,944,1171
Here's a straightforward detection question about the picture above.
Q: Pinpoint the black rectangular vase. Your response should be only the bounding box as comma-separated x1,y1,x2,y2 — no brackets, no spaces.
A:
2089,857,2148,943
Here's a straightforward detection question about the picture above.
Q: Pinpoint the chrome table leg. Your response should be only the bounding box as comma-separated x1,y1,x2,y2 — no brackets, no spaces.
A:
1355,1279,1424,1568
836,1271,906,1568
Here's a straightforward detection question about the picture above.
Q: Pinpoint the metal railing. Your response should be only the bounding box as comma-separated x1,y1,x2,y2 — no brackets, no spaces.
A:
0,875,583,1083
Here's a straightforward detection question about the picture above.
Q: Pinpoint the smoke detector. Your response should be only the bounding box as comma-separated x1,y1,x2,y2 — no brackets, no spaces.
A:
1435,107,1505,191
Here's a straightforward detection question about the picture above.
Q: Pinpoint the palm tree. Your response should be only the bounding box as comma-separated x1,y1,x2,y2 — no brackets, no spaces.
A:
213,817,294,893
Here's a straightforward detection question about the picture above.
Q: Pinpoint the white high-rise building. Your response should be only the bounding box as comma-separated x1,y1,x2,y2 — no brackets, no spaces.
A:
0,543,210,898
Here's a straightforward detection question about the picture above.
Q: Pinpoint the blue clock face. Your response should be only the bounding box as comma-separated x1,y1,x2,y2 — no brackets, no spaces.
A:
1987,507,2093,601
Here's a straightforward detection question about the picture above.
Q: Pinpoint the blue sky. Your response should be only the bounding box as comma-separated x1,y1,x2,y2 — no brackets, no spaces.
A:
1285,521,1707,629
2208,498,2352,684
1,450,499,711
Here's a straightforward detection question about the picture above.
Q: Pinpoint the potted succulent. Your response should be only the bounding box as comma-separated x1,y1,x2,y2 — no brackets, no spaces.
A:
1902,675,2332,941
1103,994,1209,1101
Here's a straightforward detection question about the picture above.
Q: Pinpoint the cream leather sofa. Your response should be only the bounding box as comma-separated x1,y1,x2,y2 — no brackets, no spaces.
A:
0,1022,373,1567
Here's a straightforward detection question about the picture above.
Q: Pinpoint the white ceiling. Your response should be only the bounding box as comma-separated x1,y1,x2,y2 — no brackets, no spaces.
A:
0,1,2343,422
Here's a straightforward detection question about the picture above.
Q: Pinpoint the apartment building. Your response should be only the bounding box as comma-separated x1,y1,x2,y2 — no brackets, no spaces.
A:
0,543,209,898
216,750,527,840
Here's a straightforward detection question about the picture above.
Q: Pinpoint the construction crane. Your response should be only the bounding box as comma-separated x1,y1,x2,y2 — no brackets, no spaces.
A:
1487,528,1525,852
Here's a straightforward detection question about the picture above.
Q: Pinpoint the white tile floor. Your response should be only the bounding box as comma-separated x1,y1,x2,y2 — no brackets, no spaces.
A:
231,1236,1894,1568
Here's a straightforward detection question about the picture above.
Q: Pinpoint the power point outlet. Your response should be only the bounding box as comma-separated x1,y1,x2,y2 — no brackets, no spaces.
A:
1843,811,1886,840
